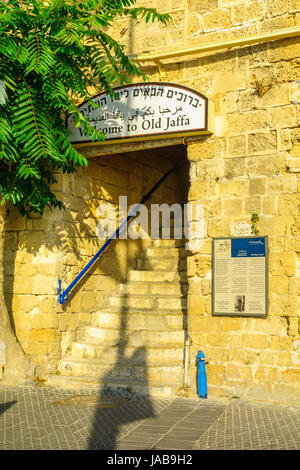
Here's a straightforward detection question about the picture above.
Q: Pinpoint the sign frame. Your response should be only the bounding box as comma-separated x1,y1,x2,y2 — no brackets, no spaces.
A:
212,236,268,318
67,82,213,146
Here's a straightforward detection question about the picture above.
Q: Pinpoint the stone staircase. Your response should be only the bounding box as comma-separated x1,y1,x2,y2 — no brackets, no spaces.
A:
49,238,189,397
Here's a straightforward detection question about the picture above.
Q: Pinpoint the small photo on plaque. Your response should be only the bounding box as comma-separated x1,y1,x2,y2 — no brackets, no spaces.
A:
234,295,245,313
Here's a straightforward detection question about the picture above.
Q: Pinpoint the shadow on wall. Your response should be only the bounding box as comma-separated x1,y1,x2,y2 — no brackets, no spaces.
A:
2,144,189,450
2,144,188,362
88,152,190,450
3,146,179,325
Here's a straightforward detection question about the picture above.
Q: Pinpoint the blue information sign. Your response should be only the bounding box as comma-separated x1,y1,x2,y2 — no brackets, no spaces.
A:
231,237,266,258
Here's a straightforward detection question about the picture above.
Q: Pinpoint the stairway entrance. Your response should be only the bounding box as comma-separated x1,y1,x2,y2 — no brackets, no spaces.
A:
50,144,190,397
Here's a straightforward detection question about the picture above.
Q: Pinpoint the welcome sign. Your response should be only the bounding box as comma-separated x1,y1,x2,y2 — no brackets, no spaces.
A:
67,83,210,144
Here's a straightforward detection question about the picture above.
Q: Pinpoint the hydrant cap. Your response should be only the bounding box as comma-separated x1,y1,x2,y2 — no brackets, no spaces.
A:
197,350,205,360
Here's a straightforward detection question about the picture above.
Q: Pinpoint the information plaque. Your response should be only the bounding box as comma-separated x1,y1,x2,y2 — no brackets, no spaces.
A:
212,237,268,317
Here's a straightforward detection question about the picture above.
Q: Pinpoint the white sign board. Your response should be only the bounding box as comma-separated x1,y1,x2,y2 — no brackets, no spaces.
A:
67,82,209,144
212,237,268,318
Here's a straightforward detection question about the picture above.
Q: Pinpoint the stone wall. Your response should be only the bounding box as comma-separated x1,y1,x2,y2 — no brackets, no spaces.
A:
107,0,300,403
2,0,300,403
184,39,300,404
4,148,182,376
111,0,300,56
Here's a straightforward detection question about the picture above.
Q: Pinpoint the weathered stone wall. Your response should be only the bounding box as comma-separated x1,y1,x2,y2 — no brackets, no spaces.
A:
184,39,300,404
2,0,300,403
111,0,300,55
4,148,181,376
107,0,300,402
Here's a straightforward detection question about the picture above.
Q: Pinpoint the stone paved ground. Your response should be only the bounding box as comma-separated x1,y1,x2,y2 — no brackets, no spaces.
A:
0,384,299,450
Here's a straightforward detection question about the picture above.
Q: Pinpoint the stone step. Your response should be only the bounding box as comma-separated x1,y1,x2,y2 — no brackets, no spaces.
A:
76,326,185,347
91,311,186,330
146,247,189,259
116,281,188,296
108,295,187,311
135,256,186,272
57,357,183,384
71,342,184,363
46,375,180,397
149,282,188,296
152,239,186,247
128,270,188,283
109,295,153,310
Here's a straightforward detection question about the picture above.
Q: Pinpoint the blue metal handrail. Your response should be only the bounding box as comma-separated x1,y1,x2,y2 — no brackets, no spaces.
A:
58,165,179,304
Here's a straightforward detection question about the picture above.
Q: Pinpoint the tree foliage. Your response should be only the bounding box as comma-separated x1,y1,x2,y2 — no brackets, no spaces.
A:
0,0,169,215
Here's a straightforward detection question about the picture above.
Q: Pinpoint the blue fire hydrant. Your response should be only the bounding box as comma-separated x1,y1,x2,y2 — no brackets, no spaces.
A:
196,350,207,399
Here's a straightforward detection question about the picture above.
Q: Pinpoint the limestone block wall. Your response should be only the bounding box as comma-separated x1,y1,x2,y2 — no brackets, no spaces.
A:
2,0,300,403
3,149,180,375
186,122,300,403
110,0,300,55
4,211,61,373
107,1,300,403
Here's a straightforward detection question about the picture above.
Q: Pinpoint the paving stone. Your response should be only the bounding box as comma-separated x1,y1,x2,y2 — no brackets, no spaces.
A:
0,385,299,450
